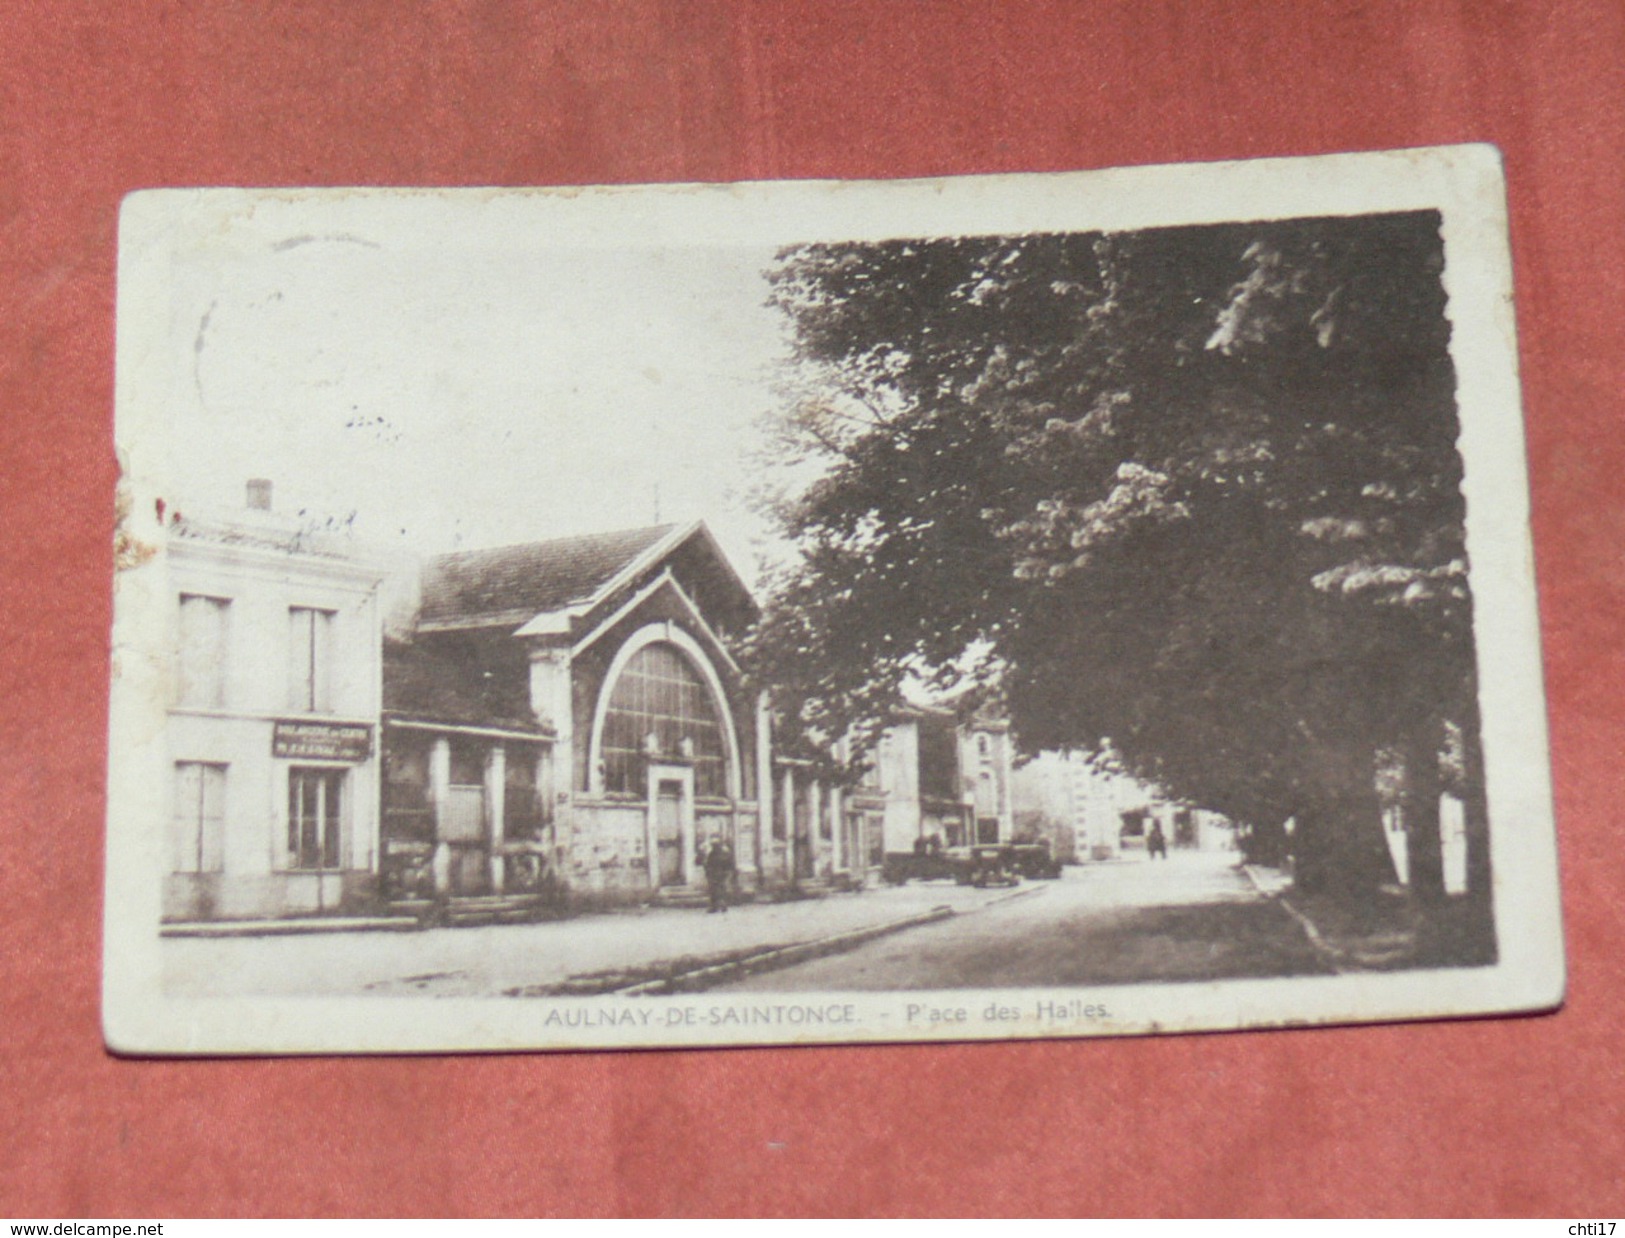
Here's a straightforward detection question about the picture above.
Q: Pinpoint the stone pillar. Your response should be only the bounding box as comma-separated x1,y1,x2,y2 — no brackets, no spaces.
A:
781,764,795,884
830,783,845,873
429,737,451,894
755,693,773,886
486,744,507,893
809,778,823,877
644,766,661,890
537,746,555,836
527,644,573,792
528,645,574,883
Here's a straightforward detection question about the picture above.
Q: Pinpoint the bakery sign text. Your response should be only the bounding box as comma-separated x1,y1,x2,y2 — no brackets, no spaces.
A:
272,720,373,762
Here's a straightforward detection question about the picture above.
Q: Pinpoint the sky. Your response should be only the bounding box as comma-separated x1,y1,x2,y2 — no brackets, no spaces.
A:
140,160,1508,603
161,212,796,588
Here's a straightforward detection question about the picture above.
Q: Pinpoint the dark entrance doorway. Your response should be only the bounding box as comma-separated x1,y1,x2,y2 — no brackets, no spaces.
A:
445,743,489,895
655,779,685,885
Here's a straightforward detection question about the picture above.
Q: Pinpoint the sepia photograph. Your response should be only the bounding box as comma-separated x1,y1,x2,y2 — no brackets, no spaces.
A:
104,145,1563,1053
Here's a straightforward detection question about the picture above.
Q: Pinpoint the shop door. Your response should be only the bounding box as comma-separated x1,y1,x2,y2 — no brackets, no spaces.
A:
655,780,684,885
289,767,345,870
443,784,489,895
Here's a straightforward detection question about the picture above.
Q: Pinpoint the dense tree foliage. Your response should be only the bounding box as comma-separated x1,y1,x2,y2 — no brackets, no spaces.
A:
749,212,1490,939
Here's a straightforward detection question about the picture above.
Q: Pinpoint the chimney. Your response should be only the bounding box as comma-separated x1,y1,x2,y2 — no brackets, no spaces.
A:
246,478,273,511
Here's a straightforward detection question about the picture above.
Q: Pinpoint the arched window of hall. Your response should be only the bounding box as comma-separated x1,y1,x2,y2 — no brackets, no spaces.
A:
601,643,729,799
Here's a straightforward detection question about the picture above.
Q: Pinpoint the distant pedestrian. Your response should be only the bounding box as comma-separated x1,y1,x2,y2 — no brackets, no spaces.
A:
703,835,737,913
1147,821,1168,860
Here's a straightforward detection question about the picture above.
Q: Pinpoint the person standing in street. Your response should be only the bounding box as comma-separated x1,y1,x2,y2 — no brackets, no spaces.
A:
704,834,737,913
1147,820,1168,860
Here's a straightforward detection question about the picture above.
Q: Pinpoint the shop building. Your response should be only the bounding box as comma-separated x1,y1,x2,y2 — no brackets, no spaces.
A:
381,522,768,906
1060,751,1232,859
1010,749,1235,862
162,486,386,922
842,704,1016,866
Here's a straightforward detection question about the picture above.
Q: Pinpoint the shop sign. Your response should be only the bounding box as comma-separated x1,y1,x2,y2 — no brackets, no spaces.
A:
273,720,373,762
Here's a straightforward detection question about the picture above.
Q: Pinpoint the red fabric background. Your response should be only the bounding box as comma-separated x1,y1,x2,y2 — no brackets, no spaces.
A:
2,0,1621,1218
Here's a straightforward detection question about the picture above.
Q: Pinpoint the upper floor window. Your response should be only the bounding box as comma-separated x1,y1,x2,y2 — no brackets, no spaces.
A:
288,607,334,713
918,723,958,800
857,734,887,790
975,769,998,817
602,642,727,799
178,594,230,707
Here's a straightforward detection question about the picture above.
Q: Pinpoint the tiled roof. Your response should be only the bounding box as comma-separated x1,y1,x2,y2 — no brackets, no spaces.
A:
381,637,545,734
419,524,677,628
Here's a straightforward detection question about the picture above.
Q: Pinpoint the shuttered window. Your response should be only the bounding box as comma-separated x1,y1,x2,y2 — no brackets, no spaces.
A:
288,607,334,713
178,594,229,707
171,762,226,873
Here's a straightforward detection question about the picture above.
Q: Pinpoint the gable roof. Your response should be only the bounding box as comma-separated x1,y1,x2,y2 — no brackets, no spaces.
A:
419,524,678,630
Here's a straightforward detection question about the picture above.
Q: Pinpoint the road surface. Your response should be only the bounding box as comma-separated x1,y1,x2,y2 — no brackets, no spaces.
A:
713,848,1332,991
162,848,1328,998
161,874,1019,998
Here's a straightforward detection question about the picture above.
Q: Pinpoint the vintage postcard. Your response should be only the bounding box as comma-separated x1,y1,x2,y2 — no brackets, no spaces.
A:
104,145,1563,1054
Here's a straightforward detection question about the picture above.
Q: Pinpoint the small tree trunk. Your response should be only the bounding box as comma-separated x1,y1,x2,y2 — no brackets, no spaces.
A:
1458,713,1498,963
1403,721,1445,904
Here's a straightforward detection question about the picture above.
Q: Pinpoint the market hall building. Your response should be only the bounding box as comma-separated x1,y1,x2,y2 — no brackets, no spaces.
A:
379,522,773,908
379,522,1019,909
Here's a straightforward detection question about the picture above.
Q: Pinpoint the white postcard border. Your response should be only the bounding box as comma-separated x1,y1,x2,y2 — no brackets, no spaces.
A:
105,144,1564,1054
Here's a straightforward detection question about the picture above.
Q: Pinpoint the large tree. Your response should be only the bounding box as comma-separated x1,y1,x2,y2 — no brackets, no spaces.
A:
749,213,1490,945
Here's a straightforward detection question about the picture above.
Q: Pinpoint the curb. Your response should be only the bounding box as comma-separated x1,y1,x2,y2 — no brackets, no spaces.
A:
1240,865,1411,973
615,904,958,994
1271,893,1354,976
1238,863,1291,898
616,882,1047,995
162,916,421,938
1240,864,1351,974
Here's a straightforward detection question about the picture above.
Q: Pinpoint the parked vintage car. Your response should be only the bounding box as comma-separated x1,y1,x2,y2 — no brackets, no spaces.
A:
881,842,1022,887
1004,840,1064,880
959,844,1021,887
880,843,961,886
881,837,1066,886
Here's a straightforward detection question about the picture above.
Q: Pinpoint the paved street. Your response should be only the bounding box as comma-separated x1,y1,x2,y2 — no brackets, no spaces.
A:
162,878,1021,999
714,848,1332,991
163,848,1329,998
